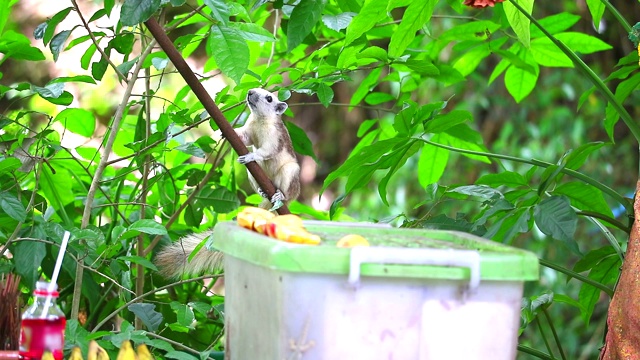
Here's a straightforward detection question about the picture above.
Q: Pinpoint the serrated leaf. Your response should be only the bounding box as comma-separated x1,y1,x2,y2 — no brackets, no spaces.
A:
128,303,163,331
388,0,436,58
207,25,248,84
503,0,533,48
322,12,357,32
344,0,389,46
204,0,229,25
287,0,324,50
534,196,579,253
55,108,96,137
0,191,26,221
120,0,161,26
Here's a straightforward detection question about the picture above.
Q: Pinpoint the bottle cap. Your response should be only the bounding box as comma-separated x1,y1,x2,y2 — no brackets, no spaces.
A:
34,281,59,297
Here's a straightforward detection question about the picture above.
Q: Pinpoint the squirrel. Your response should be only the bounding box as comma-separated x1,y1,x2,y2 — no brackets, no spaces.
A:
155,88,300,279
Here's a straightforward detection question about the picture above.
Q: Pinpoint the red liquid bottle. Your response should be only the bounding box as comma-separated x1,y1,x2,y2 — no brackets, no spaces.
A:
19,282,66,360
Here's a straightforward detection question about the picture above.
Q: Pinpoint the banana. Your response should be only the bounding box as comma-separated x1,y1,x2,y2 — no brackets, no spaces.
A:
69,347,83,360
116,341,136,360
237,206,275,231
336,234,370,247
136,344,153,360
88,340,110,360
42,351,55,360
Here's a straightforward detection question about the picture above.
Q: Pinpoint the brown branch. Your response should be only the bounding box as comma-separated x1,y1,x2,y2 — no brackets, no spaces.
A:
144,18,289,215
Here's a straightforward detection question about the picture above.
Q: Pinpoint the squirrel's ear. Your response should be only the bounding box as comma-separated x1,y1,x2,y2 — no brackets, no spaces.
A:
275,102,288,115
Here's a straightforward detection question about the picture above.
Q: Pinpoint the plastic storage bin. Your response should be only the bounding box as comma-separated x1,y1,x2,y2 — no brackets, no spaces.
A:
212,221,539,360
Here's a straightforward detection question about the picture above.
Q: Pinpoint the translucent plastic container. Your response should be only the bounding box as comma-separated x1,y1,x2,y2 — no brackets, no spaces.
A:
213,221,539,360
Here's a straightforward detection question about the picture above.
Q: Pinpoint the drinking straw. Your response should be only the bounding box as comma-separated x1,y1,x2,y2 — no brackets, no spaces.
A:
40,231,70,318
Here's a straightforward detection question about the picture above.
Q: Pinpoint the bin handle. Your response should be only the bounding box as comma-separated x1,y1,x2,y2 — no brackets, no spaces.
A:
348,247,481,292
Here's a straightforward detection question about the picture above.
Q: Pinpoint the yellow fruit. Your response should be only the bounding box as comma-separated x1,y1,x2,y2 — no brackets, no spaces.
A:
265,214,303,237
336,234,370,248
136,344,153,360
117,341,136,360
89,340,110,360
237,207,275,230
42,351,55,360
69,347,83,360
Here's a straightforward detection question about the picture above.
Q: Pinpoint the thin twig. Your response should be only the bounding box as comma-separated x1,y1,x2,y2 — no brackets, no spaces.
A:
70,0,127,82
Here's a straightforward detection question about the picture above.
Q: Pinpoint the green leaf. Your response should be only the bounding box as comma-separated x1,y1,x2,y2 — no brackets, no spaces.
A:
604,72,640,141
229,22,275,42
41,91,73,106
0,31,46,61
55,108,96,137
564,142,606,170
196,187,240,213
81,44,97,70
574,245,616,273
378,141,420,205
120,0,161,26
418,135,449,187
424,110,471,134
344,0,389,46
0,191,26,221
316,83,334,107
449,184,503,200
585,0,605,31
402,59,440,76
388,0,436,58
165,351,199,360
534,196,579,254
476,171,528,188
503,0,533,48
322,137,404,194
287,0,325,51
322,12,357,32
110,32,135,55
32,83,64,98
529,12,581,39
504,51,539,102
43,7,72,46
554,182,614,219
578,255,619,325
119,255,159,271
40,164,75,212
207,24,249,85
365,92,394,106
128,219,168,236
285,121,318,160
531,33,612,67
13,240,46,288
350,67,382,107
170,301,195,328
0,158,21,175
128,303,163,331
49,75,97,85
442,126,491,163
453,44,492,77
204,0,229,25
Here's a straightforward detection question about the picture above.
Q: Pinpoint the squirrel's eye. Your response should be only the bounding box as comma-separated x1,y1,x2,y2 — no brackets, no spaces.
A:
266,95,272,103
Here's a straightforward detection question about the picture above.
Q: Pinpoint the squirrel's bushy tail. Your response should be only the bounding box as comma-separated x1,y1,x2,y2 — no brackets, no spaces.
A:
154,230,223,279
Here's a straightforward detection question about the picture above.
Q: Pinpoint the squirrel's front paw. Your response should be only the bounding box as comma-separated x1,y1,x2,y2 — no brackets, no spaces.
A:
268,190,286,211
237,153,258,164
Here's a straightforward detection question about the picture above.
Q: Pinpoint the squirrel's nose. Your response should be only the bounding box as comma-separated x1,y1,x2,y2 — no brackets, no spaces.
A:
248,89,254,96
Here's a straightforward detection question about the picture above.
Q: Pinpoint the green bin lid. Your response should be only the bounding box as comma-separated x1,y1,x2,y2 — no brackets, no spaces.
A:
212,221,539,282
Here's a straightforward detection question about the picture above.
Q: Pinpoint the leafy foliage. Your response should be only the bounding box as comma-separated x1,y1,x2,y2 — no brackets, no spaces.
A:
0,0,637,359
